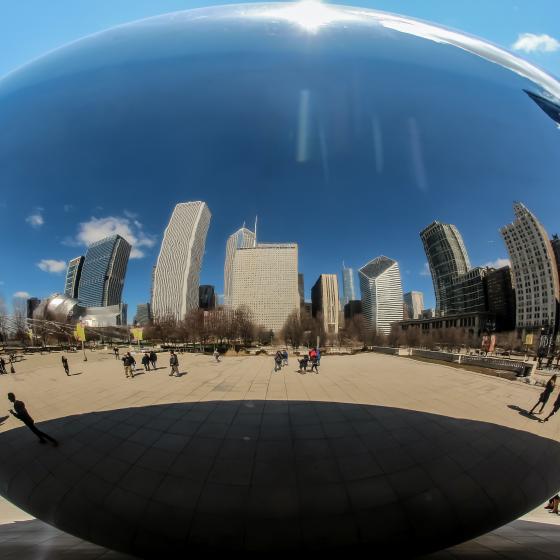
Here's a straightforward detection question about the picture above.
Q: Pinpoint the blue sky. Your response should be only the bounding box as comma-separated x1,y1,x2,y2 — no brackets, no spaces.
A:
0,1,559,317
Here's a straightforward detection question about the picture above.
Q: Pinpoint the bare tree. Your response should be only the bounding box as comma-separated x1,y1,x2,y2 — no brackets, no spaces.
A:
281,310,304,348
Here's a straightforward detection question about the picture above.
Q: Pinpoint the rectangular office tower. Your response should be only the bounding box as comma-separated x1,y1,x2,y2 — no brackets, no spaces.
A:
78,235,131,307
224,226,256,306
359,256,403,335
403,291,424,319
64,256,84,299
311,274,340,334
342,265,357,306
420,221,471,316
230,243,299,333
152,201,211,322
500,202,559,331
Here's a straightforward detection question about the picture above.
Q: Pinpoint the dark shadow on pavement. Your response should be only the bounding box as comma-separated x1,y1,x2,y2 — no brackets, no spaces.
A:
507,404,541,421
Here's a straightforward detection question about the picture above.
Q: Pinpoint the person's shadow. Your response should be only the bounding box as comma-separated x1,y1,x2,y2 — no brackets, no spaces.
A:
0,415,9,426
507,404,541,421
69,372,83,376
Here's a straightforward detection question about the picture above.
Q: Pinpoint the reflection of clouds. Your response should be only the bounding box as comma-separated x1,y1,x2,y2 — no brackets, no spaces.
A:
318,122,330,183
296,89,310,163
408,117,428,192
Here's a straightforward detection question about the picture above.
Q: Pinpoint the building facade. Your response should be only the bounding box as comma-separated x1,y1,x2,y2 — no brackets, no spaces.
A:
78,235,131,308
342,265,357,306
500,202,559,332
485,266,516,332
298,273,305,309
344,299,362,320
420,221,471,316
26,298,41,319
449,267,488,315
403,291,424,320
230,243,299,333
359,256,403,334
311,274,340,334
224,227,256,306
135,303,152,326
152,202,211,322
64,256,84,299
199,285,216,310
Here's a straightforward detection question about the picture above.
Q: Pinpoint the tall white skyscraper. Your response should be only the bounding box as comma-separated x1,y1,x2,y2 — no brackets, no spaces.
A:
359,256,403,334
342,265,357,305
224,226,256,306
152,201,211,321
500,202,559,331
403,291,424,319
230,243,299,333
311,274,340,334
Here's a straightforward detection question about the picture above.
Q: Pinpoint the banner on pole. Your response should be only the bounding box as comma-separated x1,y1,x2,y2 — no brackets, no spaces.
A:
525,333,534,346
75,323,86,342
27,329,33,341
132,327,143,342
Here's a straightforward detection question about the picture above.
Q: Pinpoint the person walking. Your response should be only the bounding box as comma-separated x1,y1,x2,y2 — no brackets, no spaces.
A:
542,391,560,422
274,351,283,372
213,349,220,363
128,352,136,371
169,351,180,377
122,353,134,379
282,349,289,366
310,355,319,374
61,355,70,376
114,347,120,359
316,347,321,366
8,392,58,446
0,357,6,374
298,355,309,373
309,347,317,362
149,350,157,370
530,375,556,415
141,352,151,372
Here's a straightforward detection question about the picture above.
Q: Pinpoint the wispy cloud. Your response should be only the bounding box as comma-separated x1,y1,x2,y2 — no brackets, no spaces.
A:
123,209,138,219
420,262,431,277
13,291,30,299
37,259,67,274
67,215,156,259
512,33,560,53
482,258,511,269
25,207,44,228
63,204,73,212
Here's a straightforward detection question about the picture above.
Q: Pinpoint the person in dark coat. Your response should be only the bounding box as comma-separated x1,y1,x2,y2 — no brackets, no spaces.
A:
274,351,283,372
542,390,560,422
169,351,180,377
0,357,6,374
530,375,556,414
141,353,151,371
298,355,309,373
61,355,70,376
8,392,58,446
149,351,157,370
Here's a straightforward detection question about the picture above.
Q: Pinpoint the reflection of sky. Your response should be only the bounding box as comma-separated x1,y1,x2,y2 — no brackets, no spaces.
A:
0,4,559,314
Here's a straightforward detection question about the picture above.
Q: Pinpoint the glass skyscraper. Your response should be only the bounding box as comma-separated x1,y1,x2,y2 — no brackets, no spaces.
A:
64,255,84,299
342,265,357,306
78,235,131,308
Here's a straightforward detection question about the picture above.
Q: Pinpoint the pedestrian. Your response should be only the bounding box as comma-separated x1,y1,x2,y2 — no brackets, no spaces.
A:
274,351,283,372
127,352,136,371
8,355,15,374
149,350,157,370
298,355,309,373
282,349,288,366
169,351,180,377
530,375,556,415
310,355,319,374
309,347,317,361
213,349,220,363
0,357,6,374
8,392,58,446
61,355,70,376
114,347,120,359
141,352,151,372
316,347,321,366
122,353,134,379
542,391,560,422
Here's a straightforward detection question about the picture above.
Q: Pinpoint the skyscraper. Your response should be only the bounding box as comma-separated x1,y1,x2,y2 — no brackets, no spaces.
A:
199,285,216,310
420,221,471,316
359,256,403,335
500,202,559,331
311,274,340,334
485,266,516,332
26,297,41,319
64,256,84,299
230,243,299,333
403,291,424,320
152,201,211,322
134,303,152,326
342,265,357,306
224,226,256,306
78,235,131,308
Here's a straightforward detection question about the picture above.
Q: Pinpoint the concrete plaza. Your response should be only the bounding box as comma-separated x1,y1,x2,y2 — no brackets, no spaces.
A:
0,349,558,556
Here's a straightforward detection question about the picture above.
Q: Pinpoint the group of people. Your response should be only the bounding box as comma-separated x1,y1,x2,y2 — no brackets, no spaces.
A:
0,355,16,374
274,349,289,372
529,374,560,422
141,351,158,371
273,348,321,374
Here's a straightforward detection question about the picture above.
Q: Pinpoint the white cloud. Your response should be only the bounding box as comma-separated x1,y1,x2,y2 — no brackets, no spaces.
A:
512,33,560,53
72,215,156,259
37,259,67,274
420,262,431,277
13,291,30,299
25,208,44,228
482,258,511,269
123,209,138,219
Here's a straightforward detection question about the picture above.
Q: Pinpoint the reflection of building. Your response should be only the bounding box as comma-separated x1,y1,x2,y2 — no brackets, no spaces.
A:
524,89,560,126
359,256,403,334
199,285,216,310
485,266,516,332
500,203,559,331
403,291,423,319
420,222,471,316
311,274,340,334
552,235,560,281
152,202,211,321
449,267,487,315
224,227,256,306
135,303,152,326
78,235,131,307
342,265,357,306
26,297,41,319
81,304,127,327
64,256,84,299
399,311,494,338
344,300,362,320
230,243,298,333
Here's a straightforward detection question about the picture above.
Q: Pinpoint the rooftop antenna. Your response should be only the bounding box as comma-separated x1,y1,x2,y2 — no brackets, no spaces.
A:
254,215,258,247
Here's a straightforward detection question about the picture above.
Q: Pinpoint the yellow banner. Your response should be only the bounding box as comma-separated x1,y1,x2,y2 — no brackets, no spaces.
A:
75,323,86,342
27,329,33,341
132,327,143,341
525,333,534,346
